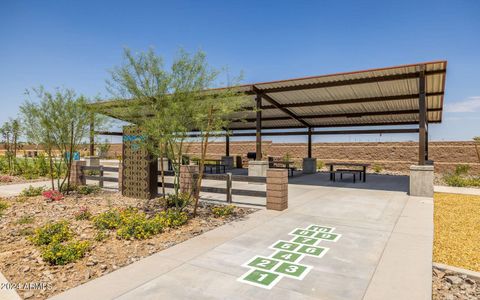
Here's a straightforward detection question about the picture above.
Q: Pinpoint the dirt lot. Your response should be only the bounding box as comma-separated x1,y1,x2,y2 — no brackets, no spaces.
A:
0,191,256,299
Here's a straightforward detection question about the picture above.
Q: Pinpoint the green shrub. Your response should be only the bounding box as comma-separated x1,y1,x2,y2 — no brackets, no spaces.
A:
444,174,480,187
74,207,92,221
30,221,73,246
155,209,188,228
454,164,470,176
93,209,123,230
372,164,383,173
41,240,90,265
34,154,49,177
211,205,235,218
75,185,101,195
116,210,164,240
0,200,8,218
316,160,324,171
16,215,35,224
94,230,109,242
20,185,45,197
166,193,191,211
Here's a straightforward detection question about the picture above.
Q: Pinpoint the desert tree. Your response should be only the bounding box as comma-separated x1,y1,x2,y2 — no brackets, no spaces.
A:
21,87,105,192
107,48,248,208
0,118,22,174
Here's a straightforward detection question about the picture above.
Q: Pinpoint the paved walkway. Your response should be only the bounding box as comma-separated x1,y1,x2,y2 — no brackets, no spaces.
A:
0,180,51,197
51,173,433,300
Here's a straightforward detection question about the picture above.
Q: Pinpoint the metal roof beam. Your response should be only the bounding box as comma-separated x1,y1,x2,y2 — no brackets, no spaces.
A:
252,86,311,128
260,92,444,109
240,108,442,122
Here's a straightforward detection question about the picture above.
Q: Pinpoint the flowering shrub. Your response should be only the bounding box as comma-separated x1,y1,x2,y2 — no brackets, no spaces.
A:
74,206,92,221
42,189,64,201
93,209,123,230
116,209,164,240
0,175,13,183
211,205,235,218
93,207,189,240
30,220,90,265
41,240,90,265
154,209,188,228
30,221,73,246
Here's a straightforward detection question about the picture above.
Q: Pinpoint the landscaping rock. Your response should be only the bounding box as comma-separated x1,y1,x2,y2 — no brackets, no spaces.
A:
445,275,463,285
0,191,257,299
433,267,480,300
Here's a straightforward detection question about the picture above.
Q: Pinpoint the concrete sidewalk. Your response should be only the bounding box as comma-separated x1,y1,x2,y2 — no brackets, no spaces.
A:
434,185,480,196
0,180,50,197
51,173,433,300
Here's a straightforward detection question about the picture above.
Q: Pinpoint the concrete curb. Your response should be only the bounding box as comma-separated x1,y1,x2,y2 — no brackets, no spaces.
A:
433,262,480,281
0,271,22,300
434,185,480,196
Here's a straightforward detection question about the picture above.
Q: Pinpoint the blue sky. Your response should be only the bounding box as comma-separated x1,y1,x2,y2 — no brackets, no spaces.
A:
1,0,479,143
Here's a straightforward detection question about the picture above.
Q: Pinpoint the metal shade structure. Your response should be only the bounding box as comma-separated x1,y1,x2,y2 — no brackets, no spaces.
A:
92,61,447,165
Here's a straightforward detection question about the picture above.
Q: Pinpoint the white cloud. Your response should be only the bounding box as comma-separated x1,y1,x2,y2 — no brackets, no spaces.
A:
444,96,480,113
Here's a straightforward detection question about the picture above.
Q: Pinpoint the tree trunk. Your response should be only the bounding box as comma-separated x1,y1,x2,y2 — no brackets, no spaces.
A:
193,107,213,217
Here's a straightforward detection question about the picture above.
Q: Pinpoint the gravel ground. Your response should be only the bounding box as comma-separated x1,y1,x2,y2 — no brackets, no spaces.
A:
434,193,480,271
433,267,480,300
0,191,257,299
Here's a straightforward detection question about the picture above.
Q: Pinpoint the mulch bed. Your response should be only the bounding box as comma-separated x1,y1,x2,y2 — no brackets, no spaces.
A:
0,191,257,299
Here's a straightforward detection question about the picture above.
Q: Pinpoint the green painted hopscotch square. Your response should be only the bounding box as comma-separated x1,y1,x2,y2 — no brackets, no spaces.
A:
237,269,282,289
307,224,335,233
288,228,317,237
243,256,281,271
271,250,304,263
291,236,319,246
296,245,329,257
273,262,313,280
315,232,342,242
270,240,301,252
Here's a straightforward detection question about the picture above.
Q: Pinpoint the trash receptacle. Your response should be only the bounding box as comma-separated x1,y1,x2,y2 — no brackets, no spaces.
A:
236,156,243,168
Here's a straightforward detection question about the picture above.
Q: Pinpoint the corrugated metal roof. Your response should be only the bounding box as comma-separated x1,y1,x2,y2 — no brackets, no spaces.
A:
93,61,447,130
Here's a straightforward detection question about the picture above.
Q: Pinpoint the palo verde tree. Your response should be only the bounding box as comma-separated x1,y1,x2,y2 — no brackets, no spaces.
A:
0,119,21,174
20,87,104,192
107,48,248,213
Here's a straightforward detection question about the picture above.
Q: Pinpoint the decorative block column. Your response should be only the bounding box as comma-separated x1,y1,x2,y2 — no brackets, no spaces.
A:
302,158,317,174
248,160,268,177
266,169,288,211
69,160,86,186
409,165,434,197
221,156,234,170
180,165,199,195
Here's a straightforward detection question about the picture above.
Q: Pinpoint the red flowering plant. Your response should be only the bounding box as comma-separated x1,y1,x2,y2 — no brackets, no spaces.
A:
0,175,13,183
42,190,64,202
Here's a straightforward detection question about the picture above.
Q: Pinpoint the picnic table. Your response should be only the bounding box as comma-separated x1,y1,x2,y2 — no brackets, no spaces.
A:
192,158,226,174
325,162,370,183
270,160,296,177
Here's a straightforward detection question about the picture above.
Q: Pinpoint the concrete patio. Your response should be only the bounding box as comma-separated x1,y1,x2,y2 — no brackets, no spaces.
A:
51,173,433,300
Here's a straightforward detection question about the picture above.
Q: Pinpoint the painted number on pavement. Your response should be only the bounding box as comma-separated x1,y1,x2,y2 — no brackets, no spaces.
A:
238,224,342,289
